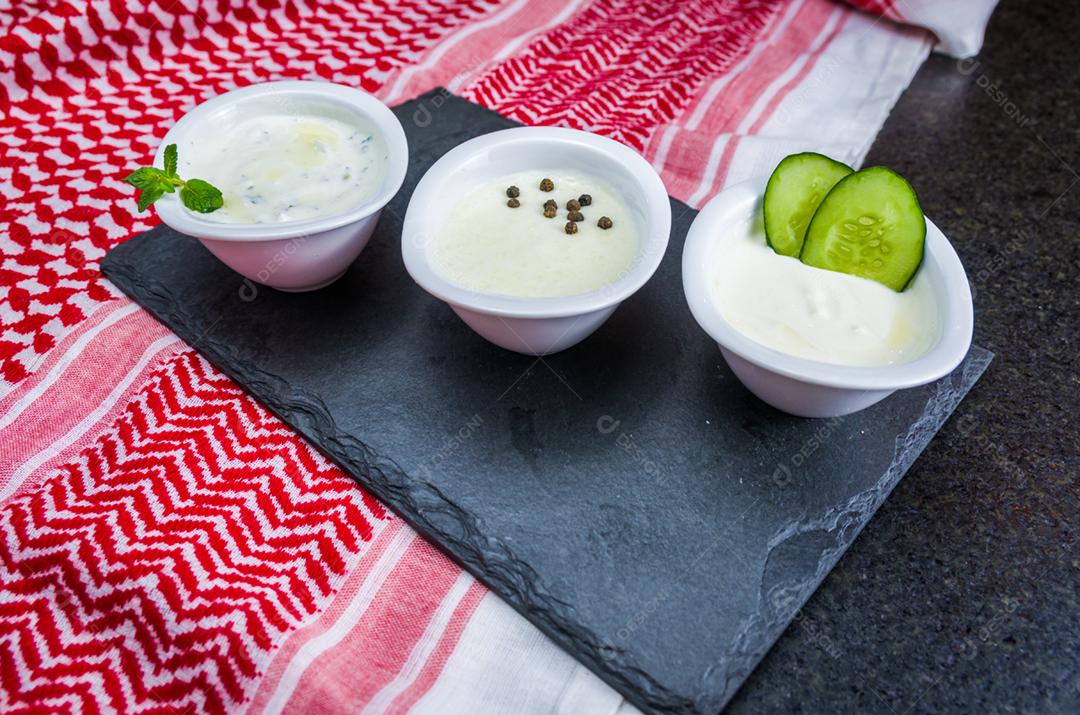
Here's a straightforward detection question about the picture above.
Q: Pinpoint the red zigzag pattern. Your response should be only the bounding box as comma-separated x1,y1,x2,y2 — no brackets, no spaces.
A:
465,0,783,151
0,351,388,714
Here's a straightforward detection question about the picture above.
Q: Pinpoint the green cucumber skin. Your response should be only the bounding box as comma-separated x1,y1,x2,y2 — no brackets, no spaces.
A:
800,166,926,292
763,152,853,258
902,228,926,291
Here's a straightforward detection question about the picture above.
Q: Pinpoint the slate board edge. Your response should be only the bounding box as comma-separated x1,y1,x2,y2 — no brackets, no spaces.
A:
709,349,992,708
100,235,690,715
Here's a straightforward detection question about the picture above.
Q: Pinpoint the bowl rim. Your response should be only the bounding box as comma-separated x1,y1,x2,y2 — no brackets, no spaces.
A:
682,178,974,391
400,126,672,319
152,80,409,242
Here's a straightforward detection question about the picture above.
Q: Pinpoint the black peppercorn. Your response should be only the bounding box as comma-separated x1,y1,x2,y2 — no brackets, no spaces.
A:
566,198,581,212
564,221,578,235
578,194,592,207
506,185,520,198
567,210,584,222
597,216,613,229
507,198,521,208
543,206,557,218
540,178,554,192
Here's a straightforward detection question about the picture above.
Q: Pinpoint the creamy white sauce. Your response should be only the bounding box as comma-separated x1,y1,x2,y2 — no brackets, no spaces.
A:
186,113,387,224
712,214,939,367
433,171,640,298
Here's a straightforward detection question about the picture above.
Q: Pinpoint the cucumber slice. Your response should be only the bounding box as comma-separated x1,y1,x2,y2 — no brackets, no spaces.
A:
763,152,853,257
800,166,925,291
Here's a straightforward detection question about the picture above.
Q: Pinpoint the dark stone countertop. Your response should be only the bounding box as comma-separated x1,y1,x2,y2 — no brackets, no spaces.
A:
727,0,1079,712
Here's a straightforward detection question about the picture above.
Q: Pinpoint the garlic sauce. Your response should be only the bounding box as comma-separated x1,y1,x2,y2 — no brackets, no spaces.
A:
185,113,387,224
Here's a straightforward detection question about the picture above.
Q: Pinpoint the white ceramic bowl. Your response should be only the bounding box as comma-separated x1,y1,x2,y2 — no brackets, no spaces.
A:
401,127,671,355
682,179,974,418
154,81,408,291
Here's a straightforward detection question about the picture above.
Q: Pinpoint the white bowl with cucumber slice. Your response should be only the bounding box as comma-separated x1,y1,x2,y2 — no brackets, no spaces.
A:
682,156,973,418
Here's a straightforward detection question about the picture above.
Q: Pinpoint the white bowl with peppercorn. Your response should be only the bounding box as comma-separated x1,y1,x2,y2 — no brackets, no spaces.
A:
401,127,671,355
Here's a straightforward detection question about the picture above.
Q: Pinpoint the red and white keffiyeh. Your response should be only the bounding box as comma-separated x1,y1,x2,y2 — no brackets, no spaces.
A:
0,1,996,712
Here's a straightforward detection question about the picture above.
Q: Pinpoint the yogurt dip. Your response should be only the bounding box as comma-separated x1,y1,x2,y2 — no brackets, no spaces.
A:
432,171,640,298
713,214,939,367
185,113,387,224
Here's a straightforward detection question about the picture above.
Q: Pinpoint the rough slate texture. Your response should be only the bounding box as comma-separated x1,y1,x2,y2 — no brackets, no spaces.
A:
101,91,991,714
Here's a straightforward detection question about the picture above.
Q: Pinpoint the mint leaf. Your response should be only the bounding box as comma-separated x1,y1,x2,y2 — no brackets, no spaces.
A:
180,179,224,213
124,166,170,192
124,145,223,214
136,186,166,212
163,144,178,178
125,167,177,213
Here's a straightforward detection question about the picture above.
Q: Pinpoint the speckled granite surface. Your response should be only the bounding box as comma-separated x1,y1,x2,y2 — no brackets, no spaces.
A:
727,1,1079,712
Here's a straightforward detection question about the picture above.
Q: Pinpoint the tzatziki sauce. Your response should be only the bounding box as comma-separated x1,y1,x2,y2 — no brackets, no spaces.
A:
185,113,387,224
712,215,939,367
433,171,640,298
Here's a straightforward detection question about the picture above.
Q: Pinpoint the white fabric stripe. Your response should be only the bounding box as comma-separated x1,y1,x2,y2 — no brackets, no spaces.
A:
0,301,138,431
264,527,416,715
449,0,587,94
686,7,843,207
649,125,679,176
680,0,808,134
382,0,533,105
411,593,631,715
734,8,844,136
0,333,180,502
683,134,731,209
719,9,933,190
0,298,115,402
358,571,474,715
753,9,932,166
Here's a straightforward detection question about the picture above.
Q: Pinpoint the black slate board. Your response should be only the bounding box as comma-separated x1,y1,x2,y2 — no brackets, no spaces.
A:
102,90,992,714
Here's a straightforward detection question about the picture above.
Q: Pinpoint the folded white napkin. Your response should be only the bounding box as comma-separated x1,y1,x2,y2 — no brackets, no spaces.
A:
846,0,1000,57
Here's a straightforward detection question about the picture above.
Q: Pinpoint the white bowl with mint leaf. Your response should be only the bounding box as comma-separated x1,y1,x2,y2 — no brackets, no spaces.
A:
127,81,408,292
683,153,973,418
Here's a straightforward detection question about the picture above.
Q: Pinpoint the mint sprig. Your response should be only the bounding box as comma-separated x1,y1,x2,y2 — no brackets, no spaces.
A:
125,144,223,214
